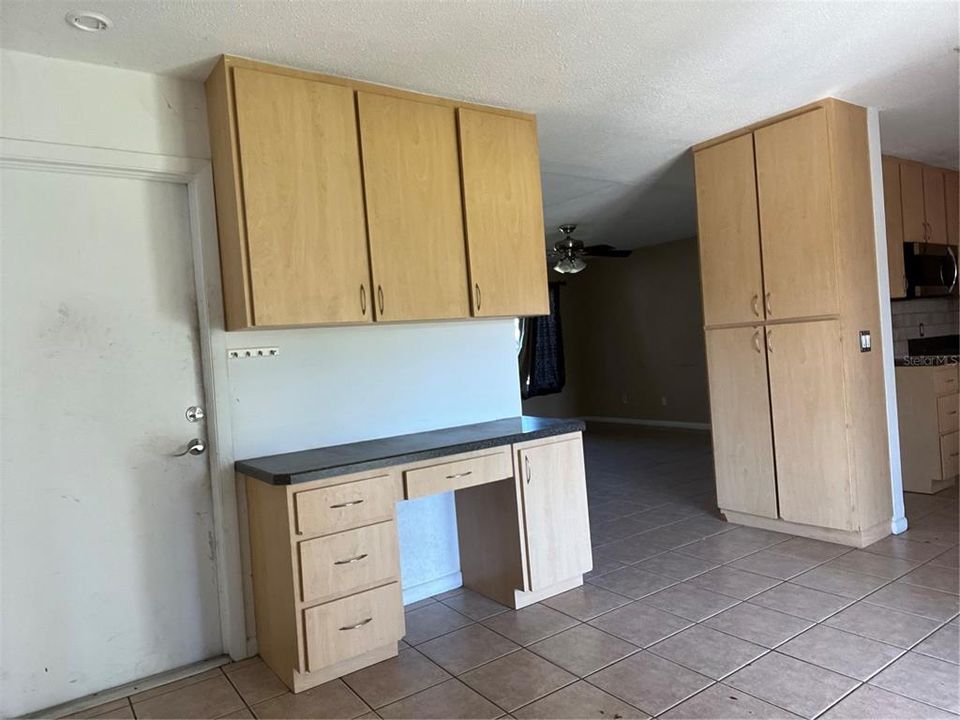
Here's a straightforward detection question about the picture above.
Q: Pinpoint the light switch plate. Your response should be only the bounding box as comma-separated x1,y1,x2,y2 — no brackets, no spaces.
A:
859,331,871,352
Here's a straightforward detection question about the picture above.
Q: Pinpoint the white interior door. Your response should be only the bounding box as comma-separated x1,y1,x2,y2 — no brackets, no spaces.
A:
1,168,221,714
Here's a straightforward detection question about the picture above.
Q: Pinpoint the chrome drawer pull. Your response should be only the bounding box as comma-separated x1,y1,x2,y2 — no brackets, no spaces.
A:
339,617,373,631
445,470,473,480
329,499,364,509
334,553,368,566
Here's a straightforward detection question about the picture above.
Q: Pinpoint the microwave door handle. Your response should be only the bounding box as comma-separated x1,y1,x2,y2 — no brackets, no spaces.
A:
946,245,958,294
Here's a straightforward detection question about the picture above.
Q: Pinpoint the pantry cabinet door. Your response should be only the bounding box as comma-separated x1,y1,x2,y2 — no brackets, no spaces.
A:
517,437,592,589
695,135,766,326
755,109,839,319
458,108,549,317
767,320,854,531
357,93,470,321
233,68,371,326
705,326,778,519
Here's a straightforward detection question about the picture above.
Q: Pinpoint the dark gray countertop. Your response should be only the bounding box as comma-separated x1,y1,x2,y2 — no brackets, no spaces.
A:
236,416,585,485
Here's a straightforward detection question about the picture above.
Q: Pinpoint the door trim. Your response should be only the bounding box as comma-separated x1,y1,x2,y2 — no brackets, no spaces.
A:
0,138,246,659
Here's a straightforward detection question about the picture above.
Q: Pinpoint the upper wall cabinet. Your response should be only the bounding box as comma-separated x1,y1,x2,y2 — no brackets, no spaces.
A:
215,67,372,328
357,93,469,322
205,56,549,330
458,109,549,318
897,159,956,246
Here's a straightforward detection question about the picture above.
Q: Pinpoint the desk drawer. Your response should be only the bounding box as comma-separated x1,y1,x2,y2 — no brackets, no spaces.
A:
934,367,959,396
404,448,512,499
299,521,399,603
939,394,959,434
295,476,395,537
303,582,403,673
942,431,959,479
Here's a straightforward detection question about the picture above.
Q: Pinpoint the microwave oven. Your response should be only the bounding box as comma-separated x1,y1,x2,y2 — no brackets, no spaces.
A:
904,242,958,298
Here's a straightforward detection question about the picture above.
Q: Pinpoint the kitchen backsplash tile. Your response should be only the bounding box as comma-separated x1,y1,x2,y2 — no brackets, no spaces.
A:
891,296,959,356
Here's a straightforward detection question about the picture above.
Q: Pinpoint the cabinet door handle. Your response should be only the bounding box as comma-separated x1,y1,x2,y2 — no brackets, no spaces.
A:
334,553,368,566
474,283,482,311
329,499,364,509
445,471,473,480
948,410,958,416
752,329,762,354
764,292,772,316
360,284,367,316
766,329,774,353
339,617,373,631
751,294,761,318
525,455,532,484
377,285,384,316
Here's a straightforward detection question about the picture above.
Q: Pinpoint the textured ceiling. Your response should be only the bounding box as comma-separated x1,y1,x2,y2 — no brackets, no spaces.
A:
2,1,957,248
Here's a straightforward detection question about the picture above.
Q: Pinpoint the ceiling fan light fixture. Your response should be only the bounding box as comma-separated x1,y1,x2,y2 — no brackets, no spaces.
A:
553,255,586,274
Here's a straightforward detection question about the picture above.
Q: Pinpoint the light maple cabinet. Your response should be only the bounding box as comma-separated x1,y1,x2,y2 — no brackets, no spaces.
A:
514,435,592,589
206,56,548,329
897,159,954,246
459,109,550,317
694,135,765,326
222,67,372,327
946,170,959,247
896,365,959,494
694,99,893,547
754,108,839,319
357,92,469,321
704,326,777,518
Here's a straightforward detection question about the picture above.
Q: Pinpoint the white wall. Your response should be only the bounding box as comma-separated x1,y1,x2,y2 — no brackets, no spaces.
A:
227,320,521,606
0,49,209,158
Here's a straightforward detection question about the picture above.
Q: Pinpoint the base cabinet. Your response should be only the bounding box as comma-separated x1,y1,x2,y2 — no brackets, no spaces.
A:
897,365,960,494
243,431,590,693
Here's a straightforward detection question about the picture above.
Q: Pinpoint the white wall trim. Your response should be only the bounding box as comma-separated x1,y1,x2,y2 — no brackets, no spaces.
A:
863,110,907,536
581,416,711,431
401,571,463,606
0,136,247,659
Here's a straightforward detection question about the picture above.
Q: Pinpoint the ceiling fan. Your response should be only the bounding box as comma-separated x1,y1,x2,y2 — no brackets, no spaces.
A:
548,224,632,274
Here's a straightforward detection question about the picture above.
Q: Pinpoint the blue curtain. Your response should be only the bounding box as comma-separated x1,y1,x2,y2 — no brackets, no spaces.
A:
520,282,565,399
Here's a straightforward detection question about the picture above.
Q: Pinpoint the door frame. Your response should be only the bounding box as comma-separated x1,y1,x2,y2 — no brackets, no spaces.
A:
0,138,246,660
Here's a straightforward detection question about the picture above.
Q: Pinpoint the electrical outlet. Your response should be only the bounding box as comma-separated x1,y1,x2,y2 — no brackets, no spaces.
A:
660,396,668,407
621,393,628,405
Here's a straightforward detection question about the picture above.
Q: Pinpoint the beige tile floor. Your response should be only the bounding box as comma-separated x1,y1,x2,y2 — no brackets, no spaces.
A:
65,423,959,719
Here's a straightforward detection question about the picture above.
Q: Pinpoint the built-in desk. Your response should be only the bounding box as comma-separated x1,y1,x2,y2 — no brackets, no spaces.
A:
238,416,591,692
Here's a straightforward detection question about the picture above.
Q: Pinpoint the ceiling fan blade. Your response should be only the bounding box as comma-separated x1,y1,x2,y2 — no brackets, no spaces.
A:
582,244,632,258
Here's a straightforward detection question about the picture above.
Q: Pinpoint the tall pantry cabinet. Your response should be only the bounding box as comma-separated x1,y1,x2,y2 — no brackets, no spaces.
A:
694,99,893,547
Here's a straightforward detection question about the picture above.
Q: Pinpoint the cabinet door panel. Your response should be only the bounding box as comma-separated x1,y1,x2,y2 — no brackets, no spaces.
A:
695,135,765,326
458,109,548,317
755,109,839,319
946,170,959,247
518,438,591,589
767,320,853,530
705,326,778,518
358,93,469,321
233,68,371,326
900,163,926,244
923,167,948,245
882,158,907,299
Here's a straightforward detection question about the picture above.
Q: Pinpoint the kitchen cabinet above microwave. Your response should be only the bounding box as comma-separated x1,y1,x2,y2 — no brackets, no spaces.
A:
205,56,549,330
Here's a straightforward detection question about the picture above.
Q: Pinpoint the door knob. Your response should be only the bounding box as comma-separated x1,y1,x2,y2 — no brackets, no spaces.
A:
185,405,205,423
174,438,206,457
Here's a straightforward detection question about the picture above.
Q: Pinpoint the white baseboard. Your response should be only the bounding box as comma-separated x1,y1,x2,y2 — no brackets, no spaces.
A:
402,570,462,606
582,416,711,431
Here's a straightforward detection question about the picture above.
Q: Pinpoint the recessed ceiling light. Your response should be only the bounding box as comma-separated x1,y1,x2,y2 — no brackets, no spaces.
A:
65,11,112,32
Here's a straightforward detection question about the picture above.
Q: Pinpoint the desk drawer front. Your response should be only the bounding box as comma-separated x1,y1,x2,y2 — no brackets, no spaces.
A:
299,521,399,603
295,476,395,537
934,367,959,396
303,582,403,672
938,393,959,434
404,447,512,499
942,431,959,479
